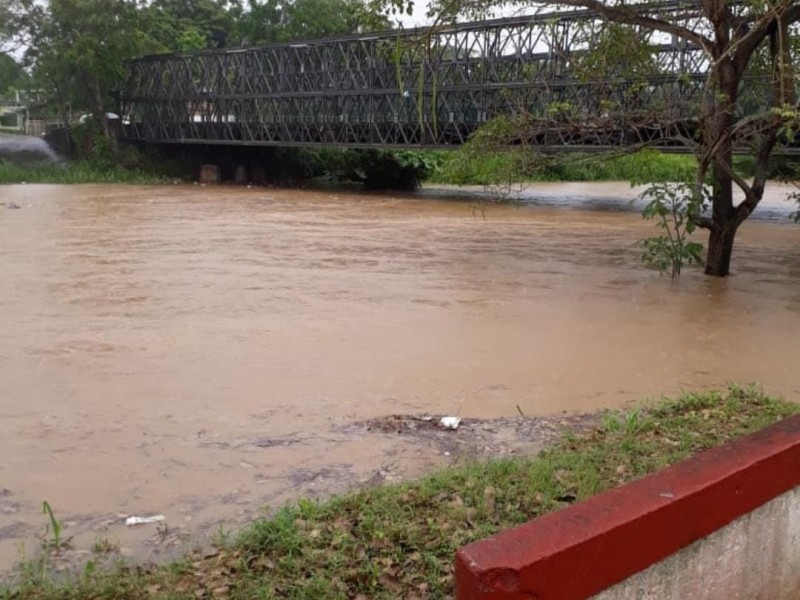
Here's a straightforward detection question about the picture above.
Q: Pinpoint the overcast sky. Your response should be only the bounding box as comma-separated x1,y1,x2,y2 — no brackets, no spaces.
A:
391,2,544,30
392,0,435,29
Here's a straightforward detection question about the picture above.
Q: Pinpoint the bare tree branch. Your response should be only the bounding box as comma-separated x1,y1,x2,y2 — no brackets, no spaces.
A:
546,0,713,52
694,215,715,230
733,1,800,73
733,8,793,225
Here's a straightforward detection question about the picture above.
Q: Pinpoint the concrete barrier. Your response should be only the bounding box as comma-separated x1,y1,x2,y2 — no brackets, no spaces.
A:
455,414,800,600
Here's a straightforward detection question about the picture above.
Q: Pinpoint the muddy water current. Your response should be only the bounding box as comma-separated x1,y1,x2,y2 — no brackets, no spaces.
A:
0,182,798,572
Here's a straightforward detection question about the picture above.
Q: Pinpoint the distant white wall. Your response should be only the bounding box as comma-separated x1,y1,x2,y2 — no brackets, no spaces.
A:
592,486,800,600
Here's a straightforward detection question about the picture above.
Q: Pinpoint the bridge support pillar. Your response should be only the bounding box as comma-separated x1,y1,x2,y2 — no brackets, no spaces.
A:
199,164,220,184
234,165,247,184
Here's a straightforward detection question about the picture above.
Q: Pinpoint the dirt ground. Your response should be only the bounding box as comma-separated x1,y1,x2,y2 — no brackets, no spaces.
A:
1,410,601,578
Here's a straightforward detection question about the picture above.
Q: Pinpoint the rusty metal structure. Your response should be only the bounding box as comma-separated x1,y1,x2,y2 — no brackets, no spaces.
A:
120,1,771,151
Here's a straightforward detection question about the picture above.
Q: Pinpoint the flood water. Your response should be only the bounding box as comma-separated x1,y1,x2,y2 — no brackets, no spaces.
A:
1,182,798,571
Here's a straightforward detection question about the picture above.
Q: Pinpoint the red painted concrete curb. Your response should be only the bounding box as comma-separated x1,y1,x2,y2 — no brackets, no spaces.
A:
455,413,800,600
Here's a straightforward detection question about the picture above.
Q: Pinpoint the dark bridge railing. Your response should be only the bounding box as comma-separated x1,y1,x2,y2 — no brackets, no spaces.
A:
120,3,769,150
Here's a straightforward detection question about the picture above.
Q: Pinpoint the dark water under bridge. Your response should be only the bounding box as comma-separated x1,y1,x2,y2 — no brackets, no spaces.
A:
120,2,778,152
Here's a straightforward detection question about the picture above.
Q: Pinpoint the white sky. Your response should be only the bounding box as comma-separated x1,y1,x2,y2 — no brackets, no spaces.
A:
392,2,550,30
393,0,436,28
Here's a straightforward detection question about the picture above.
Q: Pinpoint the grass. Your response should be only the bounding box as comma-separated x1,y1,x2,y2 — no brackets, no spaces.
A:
2,386,797,599
427,148,698,186
0,162,167,185
39,503,66,553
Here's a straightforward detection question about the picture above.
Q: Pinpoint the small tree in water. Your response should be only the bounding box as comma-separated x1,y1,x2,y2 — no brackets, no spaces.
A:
639,183,706,279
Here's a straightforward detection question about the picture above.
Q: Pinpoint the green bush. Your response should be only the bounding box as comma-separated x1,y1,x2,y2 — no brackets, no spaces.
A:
350,150,442,190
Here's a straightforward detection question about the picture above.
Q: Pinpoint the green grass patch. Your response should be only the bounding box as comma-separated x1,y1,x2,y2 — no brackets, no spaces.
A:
0,162,167,185
428,149,697,186
3,386,797,600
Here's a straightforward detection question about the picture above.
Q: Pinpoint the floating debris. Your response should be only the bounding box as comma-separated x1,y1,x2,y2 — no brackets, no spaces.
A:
439,416,462,430
125,515,166,526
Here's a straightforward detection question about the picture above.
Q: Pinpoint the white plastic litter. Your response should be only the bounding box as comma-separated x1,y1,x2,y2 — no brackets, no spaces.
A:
439,416,461,430
125,515,166,526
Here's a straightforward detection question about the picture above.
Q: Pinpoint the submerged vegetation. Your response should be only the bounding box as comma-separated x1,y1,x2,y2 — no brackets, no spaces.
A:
639,182,707,279
2,387,795,600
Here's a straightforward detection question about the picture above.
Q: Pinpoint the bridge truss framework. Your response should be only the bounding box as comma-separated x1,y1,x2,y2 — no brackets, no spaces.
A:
121,2,777,151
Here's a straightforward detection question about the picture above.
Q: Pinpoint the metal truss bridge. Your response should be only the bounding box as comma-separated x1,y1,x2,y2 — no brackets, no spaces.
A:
120,2,772,151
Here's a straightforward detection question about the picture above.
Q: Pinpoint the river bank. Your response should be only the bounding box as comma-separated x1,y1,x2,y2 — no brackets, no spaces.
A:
420,180,800,222
0,162,168,185
2,388,796,598
0,139,698,187
0,151,699,187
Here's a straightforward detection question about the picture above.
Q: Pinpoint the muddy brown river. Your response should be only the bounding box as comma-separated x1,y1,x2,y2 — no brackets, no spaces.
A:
0,182,798,572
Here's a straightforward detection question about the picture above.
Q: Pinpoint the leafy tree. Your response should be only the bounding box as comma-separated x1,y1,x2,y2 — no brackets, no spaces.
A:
4,0,159,140
0,1,16,48
384,0,800,277
230,0,389,46
0,52,28,95
144,0,234,52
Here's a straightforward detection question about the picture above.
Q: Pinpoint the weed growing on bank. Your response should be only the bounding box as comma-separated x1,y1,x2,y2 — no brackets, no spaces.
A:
2,386,796,600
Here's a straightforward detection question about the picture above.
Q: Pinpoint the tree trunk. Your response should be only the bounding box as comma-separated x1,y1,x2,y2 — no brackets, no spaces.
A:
90,79,112,142
704,221,737,276
703,59,739,277
705,162,736,276
53,79,70,128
